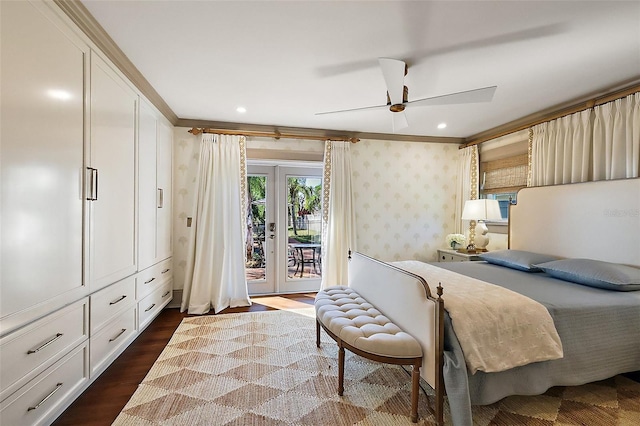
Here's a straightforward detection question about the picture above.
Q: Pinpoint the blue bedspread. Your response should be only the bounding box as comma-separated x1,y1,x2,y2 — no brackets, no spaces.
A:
433,261,640,426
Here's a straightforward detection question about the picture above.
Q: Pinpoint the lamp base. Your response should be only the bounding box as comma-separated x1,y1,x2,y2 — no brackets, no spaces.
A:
474,221,490,251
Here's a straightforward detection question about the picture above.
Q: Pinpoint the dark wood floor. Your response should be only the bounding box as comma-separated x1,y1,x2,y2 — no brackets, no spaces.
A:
53,294,315,426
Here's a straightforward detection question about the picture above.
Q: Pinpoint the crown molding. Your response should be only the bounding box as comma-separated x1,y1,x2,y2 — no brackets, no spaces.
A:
175,119,464,144
54,0,179,124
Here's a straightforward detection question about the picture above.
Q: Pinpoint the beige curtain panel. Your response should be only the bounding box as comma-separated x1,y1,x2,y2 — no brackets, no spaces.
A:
531,93,639,186
455,145,478,234
593,92,640,180
321,141,357,290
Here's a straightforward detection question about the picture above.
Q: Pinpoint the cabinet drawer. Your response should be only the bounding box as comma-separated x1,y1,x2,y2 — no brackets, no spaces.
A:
90,307,136,378
136,258,172,300
1,342,88,426
440,253,462,262
437,250,481,262
138,281,173,330
90,276,135,335
0,299,88,401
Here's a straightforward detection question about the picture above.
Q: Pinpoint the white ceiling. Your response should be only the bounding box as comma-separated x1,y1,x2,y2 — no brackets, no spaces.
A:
81,0,640,139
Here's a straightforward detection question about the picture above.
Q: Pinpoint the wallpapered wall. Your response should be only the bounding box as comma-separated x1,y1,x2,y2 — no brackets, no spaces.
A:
172,129,459,290
350,139,458,262
173,129,199,291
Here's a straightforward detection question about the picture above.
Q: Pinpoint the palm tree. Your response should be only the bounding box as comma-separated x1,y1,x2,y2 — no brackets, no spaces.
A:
288,178,305,236
246,176,266,261
288,179,322,237
303,183,322,215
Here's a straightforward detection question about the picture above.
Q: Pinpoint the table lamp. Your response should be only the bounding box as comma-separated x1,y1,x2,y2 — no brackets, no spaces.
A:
461,199,502,251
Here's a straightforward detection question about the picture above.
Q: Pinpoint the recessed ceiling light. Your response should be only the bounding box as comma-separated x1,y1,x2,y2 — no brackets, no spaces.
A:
236,106,247,113
47,89,72,101
437,122,447,129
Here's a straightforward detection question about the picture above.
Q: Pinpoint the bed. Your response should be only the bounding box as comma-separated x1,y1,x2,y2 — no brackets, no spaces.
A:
347,178,640,426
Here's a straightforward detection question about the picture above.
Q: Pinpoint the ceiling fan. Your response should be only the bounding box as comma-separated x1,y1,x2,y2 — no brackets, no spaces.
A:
316,58,497,132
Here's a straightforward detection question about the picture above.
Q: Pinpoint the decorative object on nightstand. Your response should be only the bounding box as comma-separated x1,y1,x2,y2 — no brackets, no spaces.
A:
461,199,502,252
445,233,466,250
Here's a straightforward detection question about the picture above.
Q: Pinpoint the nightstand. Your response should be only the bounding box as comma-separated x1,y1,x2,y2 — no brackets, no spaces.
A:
437,248,483,262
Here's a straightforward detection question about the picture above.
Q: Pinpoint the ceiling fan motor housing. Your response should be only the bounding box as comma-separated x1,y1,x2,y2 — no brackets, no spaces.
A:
387,86,409,112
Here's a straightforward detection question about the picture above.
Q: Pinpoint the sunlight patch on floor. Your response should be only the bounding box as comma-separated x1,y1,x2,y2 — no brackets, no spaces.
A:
252,296,315,318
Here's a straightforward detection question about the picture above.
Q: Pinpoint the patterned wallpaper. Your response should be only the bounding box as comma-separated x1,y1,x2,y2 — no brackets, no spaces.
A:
172,129,460,290
173,129,200,291
351,139,458,262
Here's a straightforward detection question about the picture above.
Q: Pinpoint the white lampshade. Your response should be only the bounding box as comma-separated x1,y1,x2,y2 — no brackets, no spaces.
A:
461,199,502,221
461,199,502,251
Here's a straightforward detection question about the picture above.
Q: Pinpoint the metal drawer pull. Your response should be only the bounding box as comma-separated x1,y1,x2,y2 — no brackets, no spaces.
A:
27,383,63,411
109,328,127,342
109,295,127,305
145,303,156,312
27,333,64,354
161,268,170,274
144,277,155,284
162,291,171,298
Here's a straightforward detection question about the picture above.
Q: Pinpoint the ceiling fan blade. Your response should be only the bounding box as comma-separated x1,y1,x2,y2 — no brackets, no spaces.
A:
315,23,566,78
315,103,387,116
407,86,497,107
378,58,406,105
405,23,567,67
392,111,409,132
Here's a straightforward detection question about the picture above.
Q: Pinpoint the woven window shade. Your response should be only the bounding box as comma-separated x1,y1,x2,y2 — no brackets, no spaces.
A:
480,154,528,194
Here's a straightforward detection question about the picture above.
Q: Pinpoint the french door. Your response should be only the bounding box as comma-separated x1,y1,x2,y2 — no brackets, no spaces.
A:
245,163,323,294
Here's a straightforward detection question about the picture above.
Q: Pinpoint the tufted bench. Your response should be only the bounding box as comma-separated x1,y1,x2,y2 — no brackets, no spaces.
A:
315,285,423,423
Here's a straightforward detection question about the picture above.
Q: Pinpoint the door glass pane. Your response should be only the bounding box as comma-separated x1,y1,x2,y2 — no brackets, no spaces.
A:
246,175,266,281
286,176,322,279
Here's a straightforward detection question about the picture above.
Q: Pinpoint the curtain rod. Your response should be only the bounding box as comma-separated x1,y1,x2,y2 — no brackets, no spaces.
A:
188,127,359,143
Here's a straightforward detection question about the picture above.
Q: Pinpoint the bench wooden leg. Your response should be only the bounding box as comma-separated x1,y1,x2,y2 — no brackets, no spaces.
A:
316,318,320,347
338,344,345,396
411,361,420,423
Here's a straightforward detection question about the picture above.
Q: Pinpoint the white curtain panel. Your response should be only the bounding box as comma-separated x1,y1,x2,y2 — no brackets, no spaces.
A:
321,141,356,290
454,145,478,234
181,134,251,314
531,110,592,186
593,93,640,180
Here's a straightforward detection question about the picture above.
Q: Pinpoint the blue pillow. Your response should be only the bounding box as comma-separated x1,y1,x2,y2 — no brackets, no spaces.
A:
479,250,561,272
534,259,640,291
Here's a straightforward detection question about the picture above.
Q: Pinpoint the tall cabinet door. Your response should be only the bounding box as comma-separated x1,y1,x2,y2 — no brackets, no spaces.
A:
138,101,158,270
138,100,172,270
138,100,158,270
156,120,173,262
89,53,137,291
1,0,87,323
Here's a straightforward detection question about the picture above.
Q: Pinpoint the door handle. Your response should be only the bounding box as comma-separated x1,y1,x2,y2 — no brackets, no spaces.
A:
86,167,98,201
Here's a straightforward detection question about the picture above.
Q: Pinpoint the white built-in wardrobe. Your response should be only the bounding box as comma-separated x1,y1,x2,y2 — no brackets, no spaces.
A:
0,1,173,424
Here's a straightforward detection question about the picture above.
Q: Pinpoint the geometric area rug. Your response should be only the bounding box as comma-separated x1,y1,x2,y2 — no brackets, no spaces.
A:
113,310,640,425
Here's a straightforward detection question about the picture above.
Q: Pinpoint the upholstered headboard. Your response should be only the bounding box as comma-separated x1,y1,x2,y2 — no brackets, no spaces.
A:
509,178,640,267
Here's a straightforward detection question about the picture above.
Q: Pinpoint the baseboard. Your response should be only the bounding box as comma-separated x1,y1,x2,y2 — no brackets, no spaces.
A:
165,289,182,309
